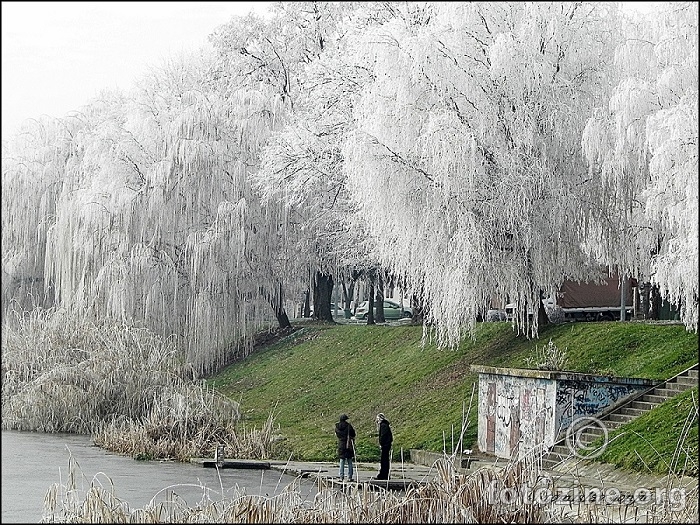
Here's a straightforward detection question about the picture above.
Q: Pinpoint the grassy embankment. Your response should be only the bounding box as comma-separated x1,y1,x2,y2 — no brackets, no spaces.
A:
208,321,698,475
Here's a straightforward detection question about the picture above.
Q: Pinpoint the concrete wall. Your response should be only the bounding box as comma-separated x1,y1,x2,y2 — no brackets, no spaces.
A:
471,365,655,460
554,378,644,435
475,369,557,459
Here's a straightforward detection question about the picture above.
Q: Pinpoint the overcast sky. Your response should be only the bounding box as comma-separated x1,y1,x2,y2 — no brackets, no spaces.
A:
1,2,660,140
1,1,271,138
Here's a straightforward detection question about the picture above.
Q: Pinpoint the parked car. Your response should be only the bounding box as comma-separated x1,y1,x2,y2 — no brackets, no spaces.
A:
353,299,412,320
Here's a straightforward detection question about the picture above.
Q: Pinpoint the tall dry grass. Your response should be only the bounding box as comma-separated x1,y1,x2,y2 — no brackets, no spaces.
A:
41,454,698,523
2,307,279,460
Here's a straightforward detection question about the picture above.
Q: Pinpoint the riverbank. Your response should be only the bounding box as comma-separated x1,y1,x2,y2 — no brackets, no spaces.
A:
6,429,696,523
208,321,698,474
240,454,698,521
260,454,699,498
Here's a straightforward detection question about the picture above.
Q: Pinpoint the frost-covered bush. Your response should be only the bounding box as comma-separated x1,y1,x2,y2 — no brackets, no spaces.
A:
486,309,508,322
528,339,568,371
545,304,566,324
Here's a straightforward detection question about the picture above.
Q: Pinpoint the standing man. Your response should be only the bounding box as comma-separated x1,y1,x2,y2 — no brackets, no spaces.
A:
335,414,356,481
375,413,393,480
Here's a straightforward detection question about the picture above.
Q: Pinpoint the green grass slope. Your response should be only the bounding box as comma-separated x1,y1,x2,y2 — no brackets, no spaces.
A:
208,321,698,472
589,386,698,476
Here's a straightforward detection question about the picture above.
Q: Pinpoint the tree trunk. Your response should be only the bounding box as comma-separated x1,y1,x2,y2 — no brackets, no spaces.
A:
536,290,549,327
650,284,662,320
411,290,427,324
275,282,292,329
276,309,292,329
367,279,375,325
342,277,356,319
262,282,292,329
375,272,385,323
313,271,335,322
303,289,311,318
639,281,651,319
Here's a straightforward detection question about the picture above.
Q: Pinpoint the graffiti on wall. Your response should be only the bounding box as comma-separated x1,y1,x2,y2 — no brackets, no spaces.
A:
476,368,651,460
554,381,639,435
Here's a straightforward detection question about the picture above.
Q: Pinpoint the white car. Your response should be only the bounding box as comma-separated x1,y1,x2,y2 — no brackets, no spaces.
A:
353,299,412,320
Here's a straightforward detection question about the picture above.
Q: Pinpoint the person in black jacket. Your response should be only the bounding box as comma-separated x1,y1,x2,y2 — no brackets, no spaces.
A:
335,414,356,481
375,412,393,480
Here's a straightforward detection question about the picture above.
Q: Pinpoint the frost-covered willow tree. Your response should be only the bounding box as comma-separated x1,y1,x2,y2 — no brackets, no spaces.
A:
254,3,387,322
206,10,308,323
43,90,154,322
214,2,369,322
29,48,291,374
341,2,624,346
1,115,84,315
3,4,370,372
581,2,698,330
135,54,291,369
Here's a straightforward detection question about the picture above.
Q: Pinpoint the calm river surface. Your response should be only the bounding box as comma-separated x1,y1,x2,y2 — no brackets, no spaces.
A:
1,430,316,523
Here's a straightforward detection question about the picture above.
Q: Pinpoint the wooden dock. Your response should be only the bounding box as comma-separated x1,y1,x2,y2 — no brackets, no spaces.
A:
274,466,330,478
201,459,271,469
197,456,435,492
266,460,437,491
200,444,271,469
320,476,424,491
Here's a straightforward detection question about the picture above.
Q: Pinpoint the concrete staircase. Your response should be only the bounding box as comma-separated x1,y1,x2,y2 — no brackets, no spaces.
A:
541,363,699,470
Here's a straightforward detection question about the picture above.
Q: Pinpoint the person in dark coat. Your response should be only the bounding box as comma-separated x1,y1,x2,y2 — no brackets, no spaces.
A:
375,412,393,480
335,413,356,481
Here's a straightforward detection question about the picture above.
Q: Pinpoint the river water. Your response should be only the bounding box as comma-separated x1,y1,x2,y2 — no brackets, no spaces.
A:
1,430,316,523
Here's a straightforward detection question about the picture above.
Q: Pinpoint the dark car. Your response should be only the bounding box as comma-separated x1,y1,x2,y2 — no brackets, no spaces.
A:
353,299,412,320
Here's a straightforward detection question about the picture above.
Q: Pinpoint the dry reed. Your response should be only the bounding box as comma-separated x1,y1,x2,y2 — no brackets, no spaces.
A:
2,307,278,460
41,455,698,523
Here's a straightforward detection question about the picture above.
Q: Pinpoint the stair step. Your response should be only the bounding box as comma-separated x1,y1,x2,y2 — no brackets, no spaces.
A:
578,425,607,438
582,425,606,436
674,376,699,386
604,420,624,430
640,394,668,404
687,369,698,379
651,387,682,398
578,433,606,445
549,444,571,457
541,457,563,467
608,413,634,423
664,381,690,391
630,400,657,410
619,407,646,417
669,382,696,392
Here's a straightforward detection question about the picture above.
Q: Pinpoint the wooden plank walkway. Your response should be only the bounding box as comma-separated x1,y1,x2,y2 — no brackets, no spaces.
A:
200,459,271,469
269,461,435,492
196,456,434,492
320,477,424,491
